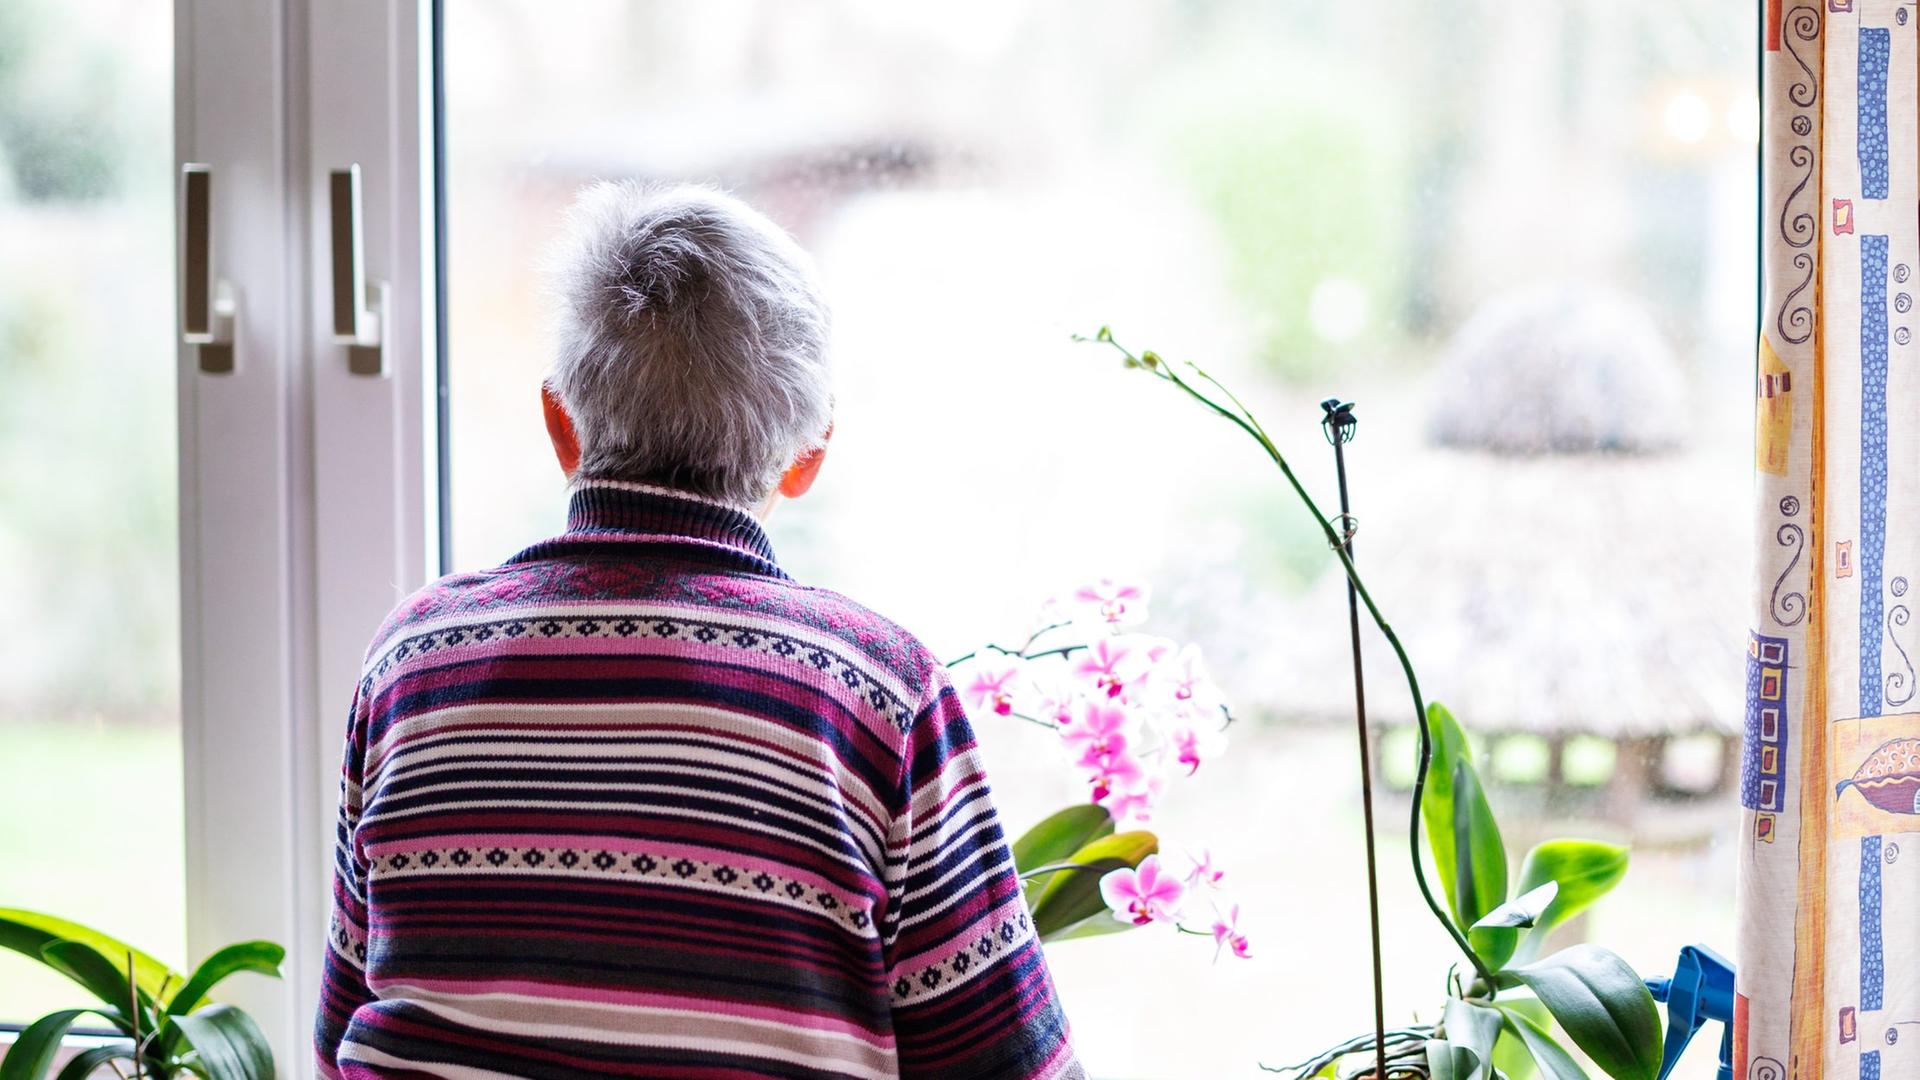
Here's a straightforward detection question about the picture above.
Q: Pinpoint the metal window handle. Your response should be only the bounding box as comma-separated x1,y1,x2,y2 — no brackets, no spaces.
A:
329,164,389,377
181,164,239,374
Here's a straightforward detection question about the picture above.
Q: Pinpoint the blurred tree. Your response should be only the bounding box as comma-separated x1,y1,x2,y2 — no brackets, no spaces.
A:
0,0,175,721
0,1,134,201
1153,60,1413,381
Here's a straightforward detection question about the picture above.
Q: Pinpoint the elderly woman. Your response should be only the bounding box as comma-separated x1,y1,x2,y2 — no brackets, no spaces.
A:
314,183,1084,1080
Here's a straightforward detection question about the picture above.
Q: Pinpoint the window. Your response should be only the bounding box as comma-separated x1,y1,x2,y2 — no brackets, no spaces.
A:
0,0,184,1021
441,4,1752,1076
0,1,1749,1072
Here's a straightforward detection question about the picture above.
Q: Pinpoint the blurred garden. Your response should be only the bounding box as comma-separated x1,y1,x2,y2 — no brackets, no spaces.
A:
0,0,183,1021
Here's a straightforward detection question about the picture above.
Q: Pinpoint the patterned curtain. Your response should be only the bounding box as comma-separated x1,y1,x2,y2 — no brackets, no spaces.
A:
1740,3,1920,1079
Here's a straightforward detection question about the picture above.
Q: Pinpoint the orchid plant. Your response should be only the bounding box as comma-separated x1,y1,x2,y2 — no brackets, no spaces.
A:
950,581,1250,957
0,909,281,1080
1064,327,1664,1080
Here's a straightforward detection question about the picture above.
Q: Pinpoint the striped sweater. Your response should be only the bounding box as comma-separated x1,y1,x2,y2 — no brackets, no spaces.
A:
315,481,1084,1079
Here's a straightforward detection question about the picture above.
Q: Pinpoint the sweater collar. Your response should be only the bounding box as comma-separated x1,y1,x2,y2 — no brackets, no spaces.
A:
505,480,787,578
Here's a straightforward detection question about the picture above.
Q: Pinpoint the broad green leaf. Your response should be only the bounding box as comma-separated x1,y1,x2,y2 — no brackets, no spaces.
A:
1420,703,1466,908
1497,1004,1590,1080
1012,804,1115,903
1510,945,1662,1080
1493,1028,1539,1080
0,1009,122,1080
1472,881,1559,971
0,909,180,1004
1425,1038,1482,1080
50,1046,136,1080
1473,882,1560,933
1492,995,1553,1080
166,941,286,1017
1511,841,1630,964
1452,761,1509,960
1028,830,1156,940
38,942,153,1033
1045,912,1142,943
173,1003,276,1080
1445,998,1505,1080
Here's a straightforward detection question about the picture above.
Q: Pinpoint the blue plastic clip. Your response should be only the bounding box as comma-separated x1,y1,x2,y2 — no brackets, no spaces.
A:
1645,944,1735,1080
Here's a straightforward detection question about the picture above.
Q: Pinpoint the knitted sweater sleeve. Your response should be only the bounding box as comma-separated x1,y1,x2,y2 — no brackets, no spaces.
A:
883,675,1086,1080
314,684,376,1078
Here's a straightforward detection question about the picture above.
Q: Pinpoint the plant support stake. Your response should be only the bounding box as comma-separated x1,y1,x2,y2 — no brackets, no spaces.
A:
1322,397,1387,1080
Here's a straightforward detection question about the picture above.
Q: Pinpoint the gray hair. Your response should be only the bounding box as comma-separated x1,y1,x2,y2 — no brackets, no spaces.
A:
546,181,832,505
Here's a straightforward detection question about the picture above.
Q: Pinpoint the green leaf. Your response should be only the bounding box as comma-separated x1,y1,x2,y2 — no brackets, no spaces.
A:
0,909,181,1005
1510,945,1662,1080
166,941,286,1017
1028,830,1156,941
1425,1038,1482,1080
172,1003,276,1080
0,1009,123,1080
38,942,153,1033
1472,881,1559,969
1473,882,1560,933
1422,702,1508,941
1444,998,1505,1080
1493,1029,1539,1080
1452,761,1510,962
1011,805,1115,879
1497,1004,1591,1080
1044,912,1142,943
1511,841,1630,964
1492,995,1552,1080
50,1046,136,1080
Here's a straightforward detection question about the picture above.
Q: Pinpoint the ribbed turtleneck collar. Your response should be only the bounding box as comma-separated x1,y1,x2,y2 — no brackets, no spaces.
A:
504,480,786,579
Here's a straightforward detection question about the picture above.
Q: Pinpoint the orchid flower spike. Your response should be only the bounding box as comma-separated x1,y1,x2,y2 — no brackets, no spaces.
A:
961,659,1026,717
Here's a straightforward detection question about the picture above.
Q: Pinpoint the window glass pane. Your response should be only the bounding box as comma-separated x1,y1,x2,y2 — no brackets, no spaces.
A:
0,0,182,1020
444,4,1749,1075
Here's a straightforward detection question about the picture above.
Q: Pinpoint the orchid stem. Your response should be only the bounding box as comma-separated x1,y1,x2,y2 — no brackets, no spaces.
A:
1077,329,1493,988
945,640,1086,669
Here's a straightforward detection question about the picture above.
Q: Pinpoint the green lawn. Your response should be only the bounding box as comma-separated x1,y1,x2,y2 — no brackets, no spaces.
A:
0,721,186,1021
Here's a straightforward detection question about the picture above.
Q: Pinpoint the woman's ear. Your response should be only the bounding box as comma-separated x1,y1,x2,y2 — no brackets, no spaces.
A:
778,425,832,498
541,382,582,478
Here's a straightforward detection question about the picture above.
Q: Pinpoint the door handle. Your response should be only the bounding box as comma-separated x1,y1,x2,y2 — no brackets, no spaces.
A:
328,164,388,377
180,164,238,374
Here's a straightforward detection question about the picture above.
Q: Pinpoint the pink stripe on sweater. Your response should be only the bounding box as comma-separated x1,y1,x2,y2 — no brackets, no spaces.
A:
392,976,897,1043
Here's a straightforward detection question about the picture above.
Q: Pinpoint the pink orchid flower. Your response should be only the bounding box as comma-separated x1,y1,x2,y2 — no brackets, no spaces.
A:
1169,721,1228,776
1185,849,1226,890
1099,854,1186,925
1072,637,1137,700
1153,643,1224,717
1060,700,1132,761
1072,636,1169,702
1034,690,1078,727
1211,903,1252,961
961,660,1025,717
1080,745,1146,803
1103,773,1164,825
1072,577,1150,626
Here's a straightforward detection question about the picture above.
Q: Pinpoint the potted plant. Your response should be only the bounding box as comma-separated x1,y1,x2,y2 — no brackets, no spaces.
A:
0,909,281,1080
1020,328,1665,1079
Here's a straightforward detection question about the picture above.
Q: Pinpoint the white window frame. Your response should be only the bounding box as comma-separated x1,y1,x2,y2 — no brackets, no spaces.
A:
172,1,434,1073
